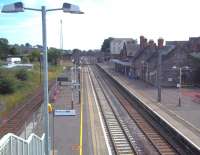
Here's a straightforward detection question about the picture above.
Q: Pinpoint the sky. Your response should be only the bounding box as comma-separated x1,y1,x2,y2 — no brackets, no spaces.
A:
1,0,200,50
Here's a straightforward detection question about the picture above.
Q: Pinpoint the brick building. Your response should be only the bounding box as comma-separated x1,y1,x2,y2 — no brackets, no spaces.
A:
131,37,200,87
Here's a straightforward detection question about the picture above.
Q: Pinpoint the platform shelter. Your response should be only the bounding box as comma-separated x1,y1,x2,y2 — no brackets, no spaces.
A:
111,59,132,77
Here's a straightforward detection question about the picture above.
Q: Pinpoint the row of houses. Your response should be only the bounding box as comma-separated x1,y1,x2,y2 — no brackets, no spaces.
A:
109,36,200,87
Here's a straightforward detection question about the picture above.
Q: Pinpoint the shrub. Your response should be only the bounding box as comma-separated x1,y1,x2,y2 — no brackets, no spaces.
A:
21,57,29,63
16,69,28,81
0,77,16,94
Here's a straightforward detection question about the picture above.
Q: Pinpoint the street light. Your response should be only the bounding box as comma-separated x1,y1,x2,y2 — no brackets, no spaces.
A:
1,2,83,155
1,2,24,13
172,65,190,107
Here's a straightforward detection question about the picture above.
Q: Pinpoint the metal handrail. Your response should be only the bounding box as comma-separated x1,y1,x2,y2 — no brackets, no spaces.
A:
0,133,45,155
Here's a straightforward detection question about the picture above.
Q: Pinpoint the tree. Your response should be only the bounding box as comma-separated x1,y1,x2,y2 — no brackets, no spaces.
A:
72,49,82,63
101,37,113,53
0,76,16,94
29,49,40,62
9,47,18,56
16,69,29,81
0,38,9,59
25,43,32,48
48,48,61,65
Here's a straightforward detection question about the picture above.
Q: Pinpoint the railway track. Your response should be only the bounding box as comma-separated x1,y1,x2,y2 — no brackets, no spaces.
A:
88,67,136,155
107,80,177,155
0,81,55,138
89,65,178,155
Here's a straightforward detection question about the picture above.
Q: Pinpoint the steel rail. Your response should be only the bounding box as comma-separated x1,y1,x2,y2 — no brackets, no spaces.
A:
88,66,135,155
94,65,178,155
0,81,55,138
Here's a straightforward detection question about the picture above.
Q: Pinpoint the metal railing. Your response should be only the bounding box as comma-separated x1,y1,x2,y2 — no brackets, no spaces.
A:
0,133,45,155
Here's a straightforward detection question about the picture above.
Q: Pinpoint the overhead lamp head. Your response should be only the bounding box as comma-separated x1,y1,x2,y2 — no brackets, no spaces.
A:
62,3,84,14
1,2,24,13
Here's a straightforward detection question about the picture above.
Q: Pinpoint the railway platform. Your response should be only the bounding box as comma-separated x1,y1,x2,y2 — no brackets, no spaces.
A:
49,66,109,155
98,62,200,151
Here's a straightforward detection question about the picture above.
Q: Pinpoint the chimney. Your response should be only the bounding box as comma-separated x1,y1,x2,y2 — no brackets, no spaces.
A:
148,39,154,47
158,38,164,48
140,36,145,48
144,38,148,47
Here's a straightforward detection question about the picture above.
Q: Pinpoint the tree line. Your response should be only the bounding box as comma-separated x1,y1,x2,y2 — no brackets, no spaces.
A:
0,38,69,65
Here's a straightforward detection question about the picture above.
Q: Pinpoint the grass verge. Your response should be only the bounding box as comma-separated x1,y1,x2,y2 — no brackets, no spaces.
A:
0,61,72,118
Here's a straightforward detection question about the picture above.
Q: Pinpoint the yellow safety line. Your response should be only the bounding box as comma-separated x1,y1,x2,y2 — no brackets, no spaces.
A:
87,81,97,155
79,68,83,155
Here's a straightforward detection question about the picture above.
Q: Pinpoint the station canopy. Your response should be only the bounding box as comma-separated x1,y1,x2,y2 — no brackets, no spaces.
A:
111,59,131,67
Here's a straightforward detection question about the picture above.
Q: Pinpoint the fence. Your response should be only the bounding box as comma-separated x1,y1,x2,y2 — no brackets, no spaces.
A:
0,133,45,155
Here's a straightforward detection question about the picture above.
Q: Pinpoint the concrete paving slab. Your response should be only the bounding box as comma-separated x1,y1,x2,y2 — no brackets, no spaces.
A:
99,63,200,149
48,67,109,155
100,63,200,129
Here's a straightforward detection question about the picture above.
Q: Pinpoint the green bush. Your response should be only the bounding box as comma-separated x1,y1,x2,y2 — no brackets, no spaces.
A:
0,60,4,66
22,57,29,63
15,69,29,81
0,77,16,94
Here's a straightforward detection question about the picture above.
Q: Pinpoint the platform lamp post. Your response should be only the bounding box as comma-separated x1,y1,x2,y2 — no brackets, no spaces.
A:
172,66,190,107
157,38,164,103
1,2,83,155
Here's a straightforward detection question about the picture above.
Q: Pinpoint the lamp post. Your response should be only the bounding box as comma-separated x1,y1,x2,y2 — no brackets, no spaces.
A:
157,38,164,102
71,65,74,109
172,66,190,106
1,2,83,155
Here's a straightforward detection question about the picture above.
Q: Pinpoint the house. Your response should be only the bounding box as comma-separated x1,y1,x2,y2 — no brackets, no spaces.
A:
146,43,176,86
109,35,200,86
131,36,200,86
131,36,157,80
110,38,135,57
